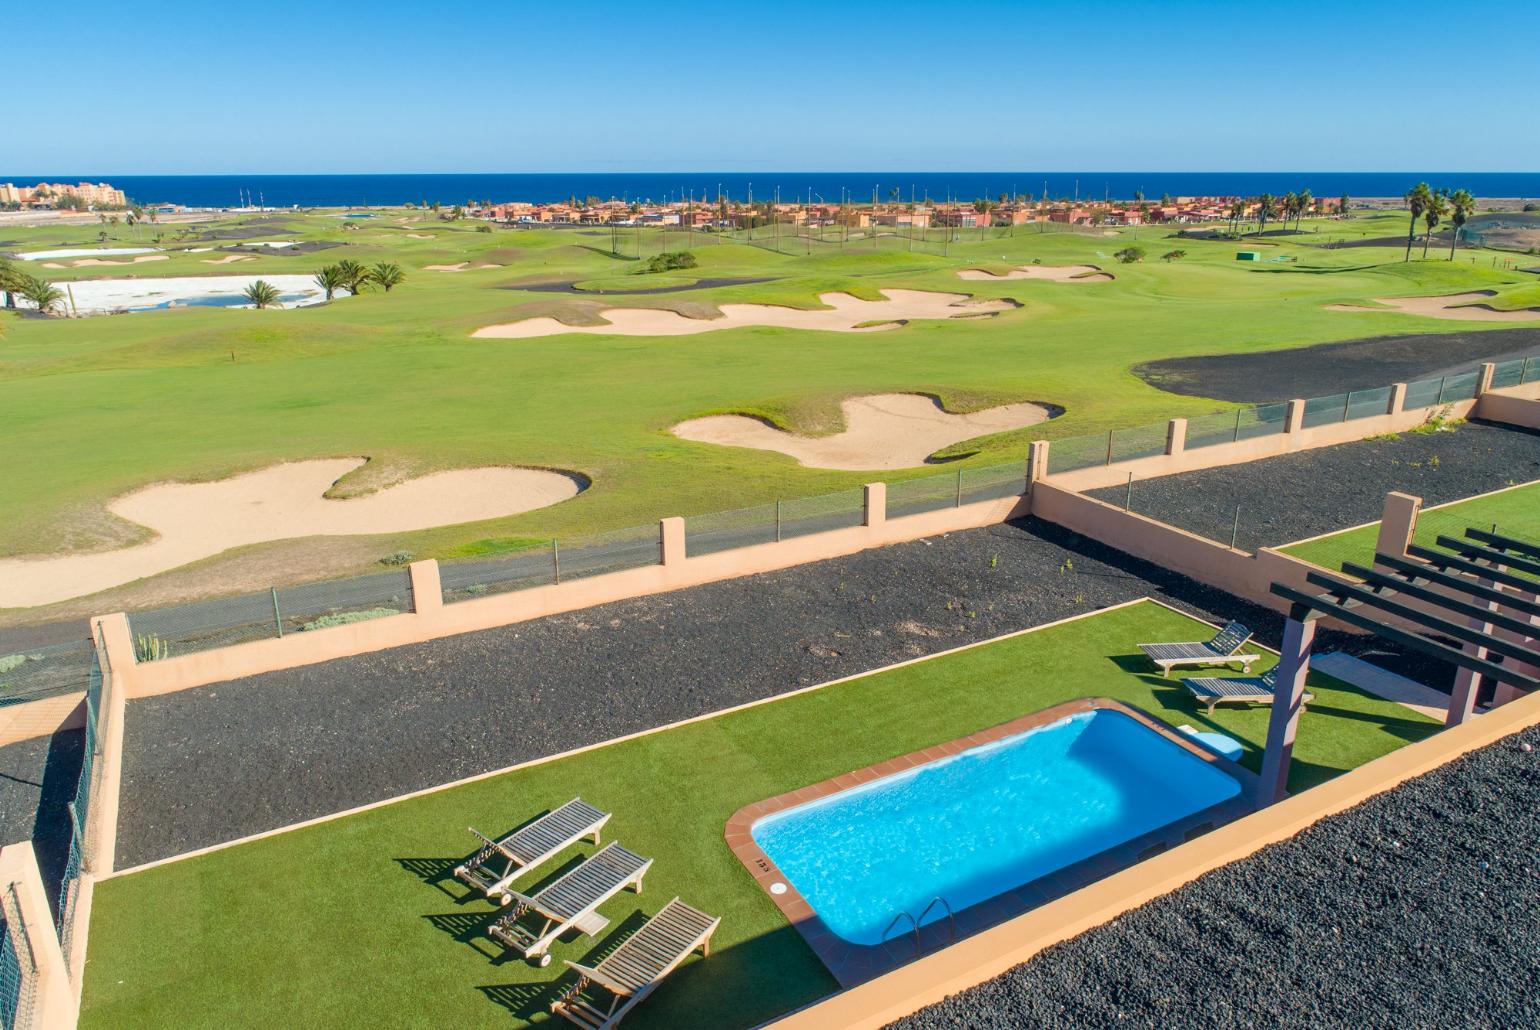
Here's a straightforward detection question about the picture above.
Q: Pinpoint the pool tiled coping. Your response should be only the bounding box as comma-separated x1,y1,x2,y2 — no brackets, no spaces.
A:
724,697,1258,987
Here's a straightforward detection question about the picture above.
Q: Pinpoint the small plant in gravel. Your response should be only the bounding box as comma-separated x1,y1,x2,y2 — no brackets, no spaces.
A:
378,550,415,567
989,554,1000,568
1059,557,1075,575
135,634,170,662
944,600,955,611
1428,455,1440,468
464,583,488,596
1411,406,1463,435
1365,432,1401,442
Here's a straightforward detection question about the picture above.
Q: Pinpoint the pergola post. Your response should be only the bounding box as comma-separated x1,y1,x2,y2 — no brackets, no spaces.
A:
1257,615,1316,807
1448,572,1502,725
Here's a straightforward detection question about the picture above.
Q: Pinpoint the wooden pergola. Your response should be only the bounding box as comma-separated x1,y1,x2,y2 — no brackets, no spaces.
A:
1259,526,1540,805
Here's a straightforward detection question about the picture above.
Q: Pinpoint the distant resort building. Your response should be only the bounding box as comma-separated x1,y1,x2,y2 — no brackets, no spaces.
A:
0,180,128,208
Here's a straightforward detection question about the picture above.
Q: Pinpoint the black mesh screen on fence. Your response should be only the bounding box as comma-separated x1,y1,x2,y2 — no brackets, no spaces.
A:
1490,358,1526,391
441,547,556,604
129,589,284,656
1108,421,1169,463
0,638,94,707
1302,392,1349,429
1440,370,1481,403
1184,409,1246,451
1345,385,1393,421
1403,376,1444,410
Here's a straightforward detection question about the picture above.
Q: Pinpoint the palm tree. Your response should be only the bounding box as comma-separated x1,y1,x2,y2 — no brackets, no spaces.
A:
334,259,369,296
1228,198,1246,236
314,264,346,301
18,275,65,314
1422,189,1449,259
369,263,405,292
0,258,22,309
242,280,282,309
1296,188,1313,230
1447,188,1476,259
1281,192,1298,232
1256,193,1277,235
1403,182,1432,260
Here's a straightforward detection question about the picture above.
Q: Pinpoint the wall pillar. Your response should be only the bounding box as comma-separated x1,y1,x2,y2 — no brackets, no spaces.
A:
863,482,887,530
408,560,443,615
660,517,686,566
1476,362,1496,397
1387,383,1407,415
1027,440,1050,485
1373,492,1421,561
98,611,137,674
1257,615,1316,807
1165,417,1188,456
1284,398,1307,434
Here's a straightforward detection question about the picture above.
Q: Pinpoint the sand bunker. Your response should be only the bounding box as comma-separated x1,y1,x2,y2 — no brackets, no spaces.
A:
0,459,582,607
1327,291,1540,322
202,254,255,265
672,393,1054,470
61,255,170,268
473,289,1014,339
957,263,1113,282
426,261,499,271
404,233,436,239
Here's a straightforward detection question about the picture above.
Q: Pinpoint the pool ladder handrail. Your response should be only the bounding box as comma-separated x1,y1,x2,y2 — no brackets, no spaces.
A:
880,896,957,957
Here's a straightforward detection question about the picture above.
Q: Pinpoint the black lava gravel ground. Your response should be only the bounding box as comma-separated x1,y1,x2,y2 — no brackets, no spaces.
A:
116,518,1328,868
0,729,83,914
1088,420,1540,553
1135,327,1540,402
890,723,1540,1030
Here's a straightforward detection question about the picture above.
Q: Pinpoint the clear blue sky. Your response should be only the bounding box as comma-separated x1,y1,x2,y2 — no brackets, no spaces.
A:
10,0,1536,173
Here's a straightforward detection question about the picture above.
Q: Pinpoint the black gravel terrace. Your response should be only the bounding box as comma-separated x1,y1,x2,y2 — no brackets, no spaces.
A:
889,723,1540,1030
1087,420,1540,552
114,517,1414,869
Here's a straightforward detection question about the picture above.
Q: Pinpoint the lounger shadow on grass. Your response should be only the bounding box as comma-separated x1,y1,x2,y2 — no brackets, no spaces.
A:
423,853,594,960
476,911,651,1021
394,857,464,900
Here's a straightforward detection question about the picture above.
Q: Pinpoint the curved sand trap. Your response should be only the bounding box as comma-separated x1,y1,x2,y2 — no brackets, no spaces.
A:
65,255,170,268
672,393,1055,470
957,263,1113,282
0,459,582,607
202,254,255,265
404,233,437,239
426,261,499,271
473,289,1014,339
1327,291,1540,322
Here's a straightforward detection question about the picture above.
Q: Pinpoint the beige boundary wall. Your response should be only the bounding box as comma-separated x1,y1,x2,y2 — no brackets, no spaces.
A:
1,376,1535,748
771,683,1540,1029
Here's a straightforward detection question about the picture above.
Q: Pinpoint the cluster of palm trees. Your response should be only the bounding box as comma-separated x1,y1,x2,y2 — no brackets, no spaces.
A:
0,257,66,315
1401,183,1477,261
312,261,405,302
1222,190,1328,236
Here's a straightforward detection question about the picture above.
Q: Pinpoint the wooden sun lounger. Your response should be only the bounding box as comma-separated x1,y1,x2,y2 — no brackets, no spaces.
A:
1139,621,1260,677
455,797,610,905
1183,669,1313,715
487,842,652,966
551,898,720,1030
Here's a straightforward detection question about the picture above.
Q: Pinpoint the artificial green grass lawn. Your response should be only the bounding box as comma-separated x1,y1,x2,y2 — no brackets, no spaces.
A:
1280,479,1540,572
2,210,1535,618
80,600,1438,1029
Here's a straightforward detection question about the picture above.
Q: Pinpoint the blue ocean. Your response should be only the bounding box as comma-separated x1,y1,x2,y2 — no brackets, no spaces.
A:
5,172,1536,209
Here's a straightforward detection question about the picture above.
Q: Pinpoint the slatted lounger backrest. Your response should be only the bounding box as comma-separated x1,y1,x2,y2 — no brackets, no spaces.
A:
1209,622,1252,656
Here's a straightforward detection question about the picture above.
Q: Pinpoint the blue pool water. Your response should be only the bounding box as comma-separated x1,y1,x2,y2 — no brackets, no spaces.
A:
752,709,1242,945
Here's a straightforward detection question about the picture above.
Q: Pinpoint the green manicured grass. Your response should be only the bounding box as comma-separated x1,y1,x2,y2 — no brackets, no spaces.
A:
80,600,1438,1030
2,209,1534,616
1280,479,1540,572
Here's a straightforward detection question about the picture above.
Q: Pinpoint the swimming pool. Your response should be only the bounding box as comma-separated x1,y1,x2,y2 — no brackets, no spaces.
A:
730,700,1250,982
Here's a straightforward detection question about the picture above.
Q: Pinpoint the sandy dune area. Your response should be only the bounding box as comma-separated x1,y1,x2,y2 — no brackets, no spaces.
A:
957,263,1113,282
202,254,255,265
1327,291,1540,322
672,393,1054,470
425,261,499,271
0,459,581,607
473,289,1014,339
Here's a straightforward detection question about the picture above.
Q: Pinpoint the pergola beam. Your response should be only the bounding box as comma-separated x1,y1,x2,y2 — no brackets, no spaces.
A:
1464,527,1540,562
1368,552,1540,619
1308,571,1540,663
1339,562,1540,640
1407,543,1539,593
1269,582,1538,691
1434,534,1540,579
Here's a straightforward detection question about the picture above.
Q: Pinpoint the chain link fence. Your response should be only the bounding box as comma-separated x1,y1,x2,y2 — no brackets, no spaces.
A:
1,882,37,1030
128,569,413,655
0,639,95,709
55,650,102,978
441,523,664,603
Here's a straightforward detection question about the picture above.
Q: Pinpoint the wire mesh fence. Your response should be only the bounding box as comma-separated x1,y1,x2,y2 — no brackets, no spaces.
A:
1108,421,1169,463
2,883,37,1030
440,545,557,604
1525,355,1540,386
554,523,662,582
1440,370,1481,403
0,639,95,709
685,502,778,558
777,487,867,541
129,570,413,653
1403,376,1445,411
